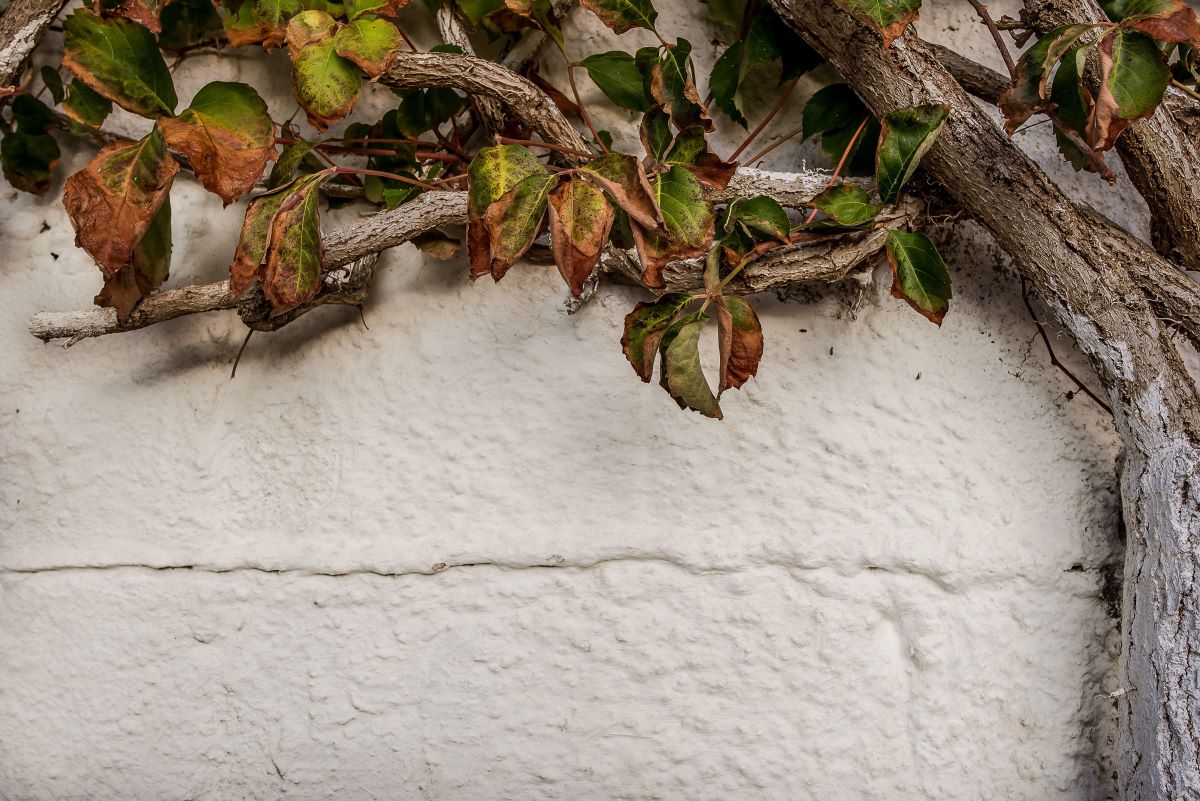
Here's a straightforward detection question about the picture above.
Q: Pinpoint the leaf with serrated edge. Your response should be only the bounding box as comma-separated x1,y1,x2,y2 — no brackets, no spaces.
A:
467,144,547,278
262,174,325,316
885,229,952,325
62,9,177,118
715,294,762,393
548,179,615,297
876,104,949,204
159,81,274,205
661,312,722,419
483,173,560,280
333,17,404,77
62,125,179,276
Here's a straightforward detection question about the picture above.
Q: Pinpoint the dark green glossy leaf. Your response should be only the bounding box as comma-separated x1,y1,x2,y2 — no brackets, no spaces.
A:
722,195,790,242
40,67,64,104
885,229,952,325
581,51,651,111
639,105,672,163
61,79,113,131
876,103,949,204
1087,28,1170,148
62,9,177,117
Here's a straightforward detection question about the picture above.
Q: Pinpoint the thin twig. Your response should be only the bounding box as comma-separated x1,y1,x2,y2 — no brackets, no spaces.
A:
963,0,1016,78
729,79,798,162
1020,277,1113,414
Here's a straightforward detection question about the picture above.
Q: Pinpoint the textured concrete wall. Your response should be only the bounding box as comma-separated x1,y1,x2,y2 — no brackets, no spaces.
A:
1,2,1135,798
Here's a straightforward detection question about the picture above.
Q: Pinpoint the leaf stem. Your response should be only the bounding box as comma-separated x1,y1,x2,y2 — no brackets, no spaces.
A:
333,167,436,190
564,62,607,154
804,115,869,224
497,136,594,160
728,79,798,163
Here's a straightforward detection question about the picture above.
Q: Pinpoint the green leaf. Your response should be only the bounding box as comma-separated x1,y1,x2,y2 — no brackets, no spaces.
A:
1,96,60,195
262,172,326,316
288,13,362,131
231,174,322,296
661,312,722,419
467,144,547,278
876,103,949,204
621,292,692,381
158,81,274,205
654,38,710,130
664,125,737,189
158,0,224,48
722,195,790,242
482,172,559,280
62,9,177,118
268,138,316,188
806,183,881,227
802,83,880,175
333,16,404,76
708,14,784,128
61,79,114,131
392,88,464,136
579,0,657,33
997,24,1096,133
884,229,952,325
631,165,714,287
1050,45,1093,171
40,67,64,104
699,0,746,34
836,0,921,46
1088,28,1171,149
454,0,504,25
639,106,672,163
581,51,651,111
715,294,762,393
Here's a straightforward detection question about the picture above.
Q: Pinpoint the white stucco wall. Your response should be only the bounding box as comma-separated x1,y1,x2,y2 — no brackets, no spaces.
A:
1,1,1138,798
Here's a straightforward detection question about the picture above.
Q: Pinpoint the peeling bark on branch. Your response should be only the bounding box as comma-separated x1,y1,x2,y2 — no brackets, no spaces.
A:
0,0,67,89
770,3,1200,798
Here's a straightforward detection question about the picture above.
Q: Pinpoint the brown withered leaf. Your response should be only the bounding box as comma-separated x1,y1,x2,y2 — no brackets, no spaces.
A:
62,126,179,275
262,173,324,316
715,294,763,393
482,172,559,280
581,152,662,230
158,81,274,206
1123,1,1200,47
110,0,164,31
547,178,615,298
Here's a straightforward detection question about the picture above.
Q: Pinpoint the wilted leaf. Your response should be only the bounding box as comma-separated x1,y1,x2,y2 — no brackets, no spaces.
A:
1087,28,1170,149
548,178,615,297
96,197,173,317
632,165,714,287
664,126,737,190
231,175,322,296
998,24,1096,132
885,229,952,325
579,0,657,34
62,9,177,117
1,96,61,196
1121,0,1200,47
582,151,662,229
348,0,410,18
639,105,673,164
288,13,362,130
62,126,179,274
467,143,547,278
158,81,274,205
807,183,881,226
482,172,559,280
268,138,316,188
715,294,762,393
651,38,712,131
110,0,166,32
836,0,921,47
660,312,722,419
262,173,325,315
621,292,692,380
62,79,113,131
333,16,404,77
876,103,949,204
581,51,651,111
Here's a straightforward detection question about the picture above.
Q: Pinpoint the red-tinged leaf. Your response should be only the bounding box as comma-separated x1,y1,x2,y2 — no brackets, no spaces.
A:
287,11,362,131
109,0,165,32
1086,28,1171,149
62,125,179,275
998,24,1096,133
1122,0,1200,47
482,173,559,280
665,125,737,190
466,144,547,279
348,0,411,19
158,81,274,206
621,292,692,381
579,0,657,34
61,9,177,118
715,294,763,393
548,179,615,298
229,173,324,297
581,152,662,229
630,165,714,288
95,197,172,317
262,173,324,316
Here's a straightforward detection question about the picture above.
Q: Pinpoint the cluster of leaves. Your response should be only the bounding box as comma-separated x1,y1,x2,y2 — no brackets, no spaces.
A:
0,0,957,420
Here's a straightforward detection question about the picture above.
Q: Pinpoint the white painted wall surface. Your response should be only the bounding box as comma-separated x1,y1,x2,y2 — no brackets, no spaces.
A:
1,2,1137,798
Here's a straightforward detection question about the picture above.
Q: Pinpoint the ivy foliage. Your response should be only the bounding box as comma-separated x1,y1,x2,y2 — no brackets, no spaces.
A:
3,0,1194,416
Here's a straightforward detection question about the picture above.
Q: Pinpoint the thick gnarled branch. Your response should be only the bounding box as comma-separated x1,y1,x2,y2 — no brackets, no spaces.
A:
0,0,67,89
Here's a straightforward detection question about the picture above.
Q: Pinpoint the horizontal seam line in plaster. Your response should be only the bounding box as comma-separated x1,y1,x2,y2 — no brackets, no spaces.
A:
0,559,1104,594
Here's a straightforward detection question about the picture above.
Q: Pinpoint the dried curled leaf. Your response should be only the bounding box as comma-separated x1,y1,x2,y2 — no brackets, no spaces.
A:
109,0,166,32
715,294,763,393
263,174,325,316
548,179,616,297
95,198,172,317
63,126,179,276
466,144,547,279
158,81,275,205
581,152,662,229
230,173,324,297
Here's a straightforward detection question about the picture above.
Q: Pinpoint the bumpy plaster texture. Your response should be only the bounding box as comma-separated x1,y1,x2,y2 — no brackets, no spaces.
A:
1,2,1134,799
